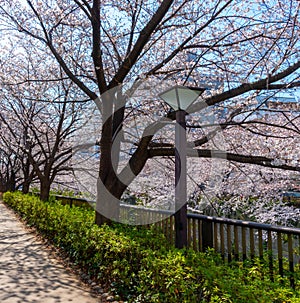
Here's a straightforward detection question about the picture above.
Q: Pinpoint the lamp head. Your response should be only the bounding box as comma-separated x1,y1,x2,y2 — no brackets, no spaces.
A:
158,85,205,111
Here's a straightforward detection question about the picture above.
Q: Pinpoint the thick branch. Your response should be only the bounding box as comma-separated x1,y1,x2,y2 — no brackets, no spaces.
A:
23,1,98,100
190,60,300,113
148,148,300,172
91,0,107,93
109,0,174,87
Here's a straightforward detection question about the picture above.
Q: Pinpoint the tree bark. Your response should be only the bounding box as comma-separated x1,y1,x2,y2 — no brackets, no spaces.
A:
40,179,51,201
95,176,124,225
7,171,16,192
22,180,31,194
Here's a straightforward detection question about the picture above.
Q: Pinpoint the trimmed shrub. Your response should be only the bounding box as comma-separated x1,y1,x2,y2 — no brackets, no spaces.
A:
3,192,300,302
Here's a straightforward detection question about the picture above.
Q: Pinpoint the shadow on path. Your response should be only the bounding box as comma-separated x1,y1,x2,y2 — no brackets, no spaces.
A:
0,202,99,303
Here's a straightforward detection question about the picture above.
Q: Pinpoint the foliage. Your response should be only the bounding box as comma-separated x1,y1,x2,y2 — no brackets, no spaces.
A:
3,191,300,302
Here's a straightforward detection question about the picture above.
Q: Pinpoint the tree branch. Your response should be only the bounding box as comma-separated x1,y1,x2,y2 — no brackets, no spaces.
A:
189,60,300,113
91,0,107,93
148,148,300,172
109,0,174,88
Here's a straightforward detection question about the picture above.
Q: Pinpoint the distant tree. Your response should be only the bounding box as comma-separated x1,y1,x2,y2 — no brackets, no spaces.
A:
0,47,87,200
0,146,18,192
0,103,35,193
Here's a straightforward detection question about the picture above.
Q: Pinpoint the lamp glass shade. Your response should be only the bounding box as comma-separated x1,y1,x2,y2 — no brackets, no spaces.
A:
159,85,205,111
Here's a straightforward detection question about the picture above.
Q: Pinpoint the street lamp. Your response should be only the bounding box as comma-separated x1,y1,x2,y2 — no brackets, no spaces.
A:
159,85,205,248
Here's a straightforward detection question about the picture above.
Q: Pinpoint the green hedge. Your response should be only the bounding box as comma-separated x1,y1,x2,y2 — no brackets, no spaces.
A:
3,191,300,303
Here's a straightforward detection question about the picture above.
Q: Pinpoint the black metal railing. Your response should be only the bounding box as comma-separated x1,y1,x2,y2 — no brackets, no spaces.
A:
52,194,300,288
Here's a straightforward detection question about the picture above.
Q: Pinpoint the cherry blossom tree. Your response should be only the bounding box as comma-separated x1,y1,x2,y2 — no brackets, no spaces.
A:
117,93,300,224
0,0,299,224
0,44,88,201
0,144,19,192
0,116,37,194
189,104,300,224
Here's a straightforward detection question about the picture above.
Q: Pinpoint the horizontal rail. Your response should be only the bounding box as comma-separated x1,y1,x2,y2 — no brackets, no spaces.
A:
50,193,300,236
53,194,95,205
189,213,300,236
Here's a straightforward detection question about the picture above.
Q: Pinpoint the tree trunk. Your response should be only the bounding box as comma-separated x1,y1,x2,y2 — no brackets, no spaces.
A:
40,179,51,201
95,90,119,226
22,159,32,194
22,180,31,194
95,211,112,226
95,176,124,226
7,171,16,192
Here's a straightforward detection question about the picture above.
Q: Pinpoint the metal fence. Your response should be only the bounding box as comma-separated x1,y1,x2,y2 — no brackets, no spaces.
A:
185,214,300,288
53,195,300,287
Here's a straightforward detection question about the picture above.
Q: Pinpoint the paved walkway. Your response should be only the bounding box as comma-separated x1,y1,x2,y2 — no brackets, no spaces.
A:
0,201,100,303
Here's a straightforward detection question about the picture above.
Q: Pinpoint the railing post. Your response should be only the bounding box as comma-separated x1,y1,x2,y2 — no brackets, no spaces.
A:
288,234,295,289
202,220,213,251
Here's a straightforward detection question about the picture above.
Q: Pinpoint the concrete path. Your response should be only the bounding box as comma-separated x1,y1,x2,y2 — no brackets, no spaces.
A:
0,201,100,303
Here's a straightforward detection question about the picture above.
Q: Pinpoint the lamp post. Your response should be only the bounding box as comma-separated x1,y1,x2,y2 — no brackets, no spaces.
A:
159,85,205,248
